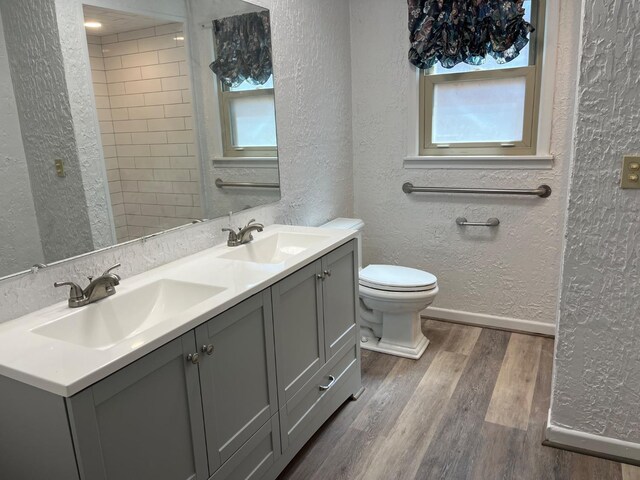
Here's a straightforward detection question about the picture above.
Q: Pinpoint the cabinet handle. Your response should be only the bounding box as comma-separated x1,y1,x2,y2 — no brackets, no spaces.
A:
201,344,214,355
316,273,325,280
187,353,200,365
323,270,332,277
319,375,336,391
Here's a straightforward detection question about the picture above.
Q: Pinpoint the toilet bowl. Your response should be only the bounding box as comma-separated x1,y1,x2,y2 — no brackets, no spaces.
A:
321,218,438,360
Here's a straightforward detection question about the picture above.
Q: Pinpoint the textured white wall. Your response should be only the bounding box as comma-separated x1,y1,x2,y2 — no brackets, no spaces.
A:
0,10,45,277
349,0,580,326
0,0,99,263
550,0,640,443
0,0,354,323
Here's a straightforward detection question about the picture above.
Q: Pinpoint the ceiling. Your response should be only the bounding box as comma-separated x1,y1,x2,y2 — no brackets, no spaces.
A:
82,5,175,37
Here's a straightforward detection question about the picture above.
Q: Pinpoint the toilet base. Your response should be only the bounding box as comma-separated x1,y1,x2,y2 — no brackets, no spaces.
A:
360,333,430,360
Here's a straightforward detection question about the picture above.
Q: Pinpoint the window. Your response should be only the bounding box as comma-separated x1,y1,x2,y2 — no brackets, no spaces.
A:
218,76,277,158
419,0,545,156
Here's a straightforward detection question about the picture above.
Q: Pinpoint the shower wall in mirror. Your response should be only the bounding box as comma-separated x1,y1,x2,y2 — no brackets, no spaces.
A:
0,0,280,279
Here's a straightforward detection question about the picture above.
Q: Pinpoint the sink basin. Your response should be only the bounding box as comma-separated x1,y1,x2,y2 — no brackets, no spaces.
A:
219,232,330,264
32,279,225,350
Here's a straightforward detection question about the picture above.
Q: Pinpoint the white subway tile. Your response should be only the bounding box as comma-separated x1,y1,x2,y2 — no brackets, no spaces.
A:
189,169,200,181
172,181,199,194
106,67,142,83
111,108,129,121
94,83,108,96
158,47,185,64
121,180,139,192
120,169,154,181
150,144,188,156
111,192,124,205
86,35,101,45
117,157,135,169
108,180,122,194
105,157,118,170
110,94,145,108
141,62,180,80
117,145,151,157
114,133,132,145
113,119,148,133
148,117,185,131
96,106,112,121
104,56,122,70
127,226,144,237
124,203,141,215
156,193,192,206
107,82,126,96
125,79,162,94
161,76,190,91
141,204,176,217
181,89,192,103
170,156,197,169
135,157,171,169
121,51,159,69
127,215,160,228
138,181,174,194
103,145,117,158
131,132,167,144
101,133,115,146
99,121,114,134
155,23,183,35
102,39,138,57
114,214,127,228
153,169,190,181
158,217,189,229
167,130,194,144
89,56,104,70
87,43,102,57
138,34,177,52
187,144,197,156
101,34,119,45
164,103,192,118
144,90,183,106
91,70,106,84
118,27,156,42
128,105,165,120
179,61,189,76
123,192,157,205
106,169,120,182
175,206,200,218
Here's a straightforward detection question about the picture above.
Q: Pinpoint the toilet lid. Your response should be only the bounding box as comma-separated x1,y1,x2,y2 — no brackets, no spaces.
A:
359,265,437,292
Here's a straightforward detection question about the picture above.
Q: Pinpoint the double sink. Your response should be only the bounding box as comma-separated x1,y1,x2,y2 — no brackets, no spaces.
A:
31,231,330,351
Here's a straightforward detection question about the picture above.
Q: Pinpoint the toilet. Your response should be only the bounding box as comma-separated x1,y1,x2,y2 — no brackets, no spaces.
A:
321,218,438,360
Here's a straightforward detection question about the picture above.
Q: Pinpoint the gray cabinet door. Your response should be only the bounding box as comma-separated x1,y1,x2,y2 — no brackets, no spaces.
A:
322,240,358,359
66,333,208,480
271,260,325,408
195,291,278,473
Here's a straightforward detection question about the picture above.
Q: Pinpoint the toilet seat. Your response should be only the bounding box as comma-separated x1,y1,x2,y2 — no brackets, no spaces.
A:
359,265,437,292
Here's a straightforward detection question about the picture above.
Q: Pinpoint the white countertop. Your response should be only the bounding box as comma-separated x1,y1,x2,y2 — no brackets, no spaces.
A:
0,225,357,397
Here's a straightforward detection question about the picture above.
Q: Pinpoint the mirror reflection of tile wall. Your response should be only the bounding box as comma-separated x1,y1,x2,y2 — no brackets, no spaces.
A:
87,23,202,243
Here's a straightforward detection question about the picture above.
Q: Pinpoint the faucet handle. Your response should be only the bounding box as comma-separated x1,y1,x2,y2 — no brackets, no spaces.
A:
54,281,85,300
222,228,238,239
102,263,121,276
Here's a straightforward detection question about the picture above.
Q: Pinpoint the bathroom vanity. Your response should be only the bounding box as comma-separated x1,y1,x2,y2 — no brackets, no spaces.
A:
0,226,362,480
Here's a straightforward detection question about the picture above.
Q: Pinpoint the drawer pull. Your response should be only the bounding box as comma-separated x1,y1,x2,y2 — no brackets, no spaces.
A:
201,344,214,355
187,353,200,365
323,270,332,277
319,375,336,391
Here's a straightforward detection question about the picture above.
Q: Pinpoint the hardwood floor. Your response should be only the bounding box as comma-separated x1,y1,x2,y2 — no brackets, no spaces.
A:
278,320,640,480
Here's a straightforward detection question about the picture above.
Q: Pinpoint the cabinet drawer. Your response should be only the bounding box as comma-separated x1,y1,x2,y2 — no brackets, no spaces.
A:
210,414,280,480
279,340,358,450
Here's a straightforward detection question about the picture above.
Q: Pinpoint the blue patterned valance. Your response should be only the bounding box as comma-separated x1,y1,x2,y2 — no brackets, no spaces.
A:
408,0,534,70
209,11,272,87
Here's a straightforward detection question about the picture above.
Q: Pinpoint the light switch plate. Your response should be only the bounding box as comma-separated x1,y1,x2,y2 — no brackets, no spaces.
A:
621,156,640,189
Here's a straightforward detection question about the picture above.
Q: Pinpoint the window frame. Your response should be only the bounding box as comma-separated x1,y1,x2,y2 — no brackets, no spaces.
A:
217,80,277,159
418,0,546,157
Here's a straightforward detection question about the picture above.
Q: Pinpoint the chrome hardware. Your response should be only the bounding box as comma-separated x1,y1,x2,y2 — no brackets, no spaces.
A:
201,344,214,355
215,178,280,189
223,219,264,247
187,353,200,364
402,182,552,198
319,375,336,391
456,217,500,227
54,263,122,308
317,273,325,280
323,270,332,277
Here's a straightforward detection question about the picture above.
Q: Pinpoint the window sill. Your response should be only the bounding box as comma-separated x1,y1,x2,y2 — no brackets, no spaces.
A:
212,157,279,169
403,154,554,170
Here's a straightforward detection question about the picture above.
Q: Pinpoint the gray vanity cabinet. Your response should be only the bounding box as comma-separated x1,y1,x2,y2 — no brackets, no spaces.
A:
195,290,279,473
321,241,359,360
66,333,209,480
271,260,326,407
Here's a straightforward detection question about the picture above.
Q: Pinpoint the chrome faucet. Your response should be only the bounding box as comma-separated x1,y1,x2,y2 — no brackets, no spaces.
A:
222,219,264,247
54,264,121,308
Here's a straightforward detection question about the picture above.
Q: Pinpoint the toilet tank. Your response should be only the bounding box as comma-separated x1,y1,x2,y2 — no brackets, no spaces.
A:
320,218,364,270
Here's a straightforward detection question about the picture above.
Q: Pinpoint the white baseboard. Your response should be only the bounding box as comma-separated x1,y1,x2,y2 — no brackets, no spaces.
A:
423,306,556,337
545,411,640,464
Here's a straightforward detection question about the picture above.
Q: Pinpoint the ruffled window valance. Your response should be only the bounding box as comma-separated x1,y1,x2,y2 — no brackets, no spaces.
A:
408,0,534,70
209,11,272,87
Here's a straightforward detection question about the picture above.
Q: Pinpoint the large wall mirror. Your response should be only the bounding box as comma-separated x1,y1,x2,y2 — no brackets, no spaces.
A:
0,0,280,280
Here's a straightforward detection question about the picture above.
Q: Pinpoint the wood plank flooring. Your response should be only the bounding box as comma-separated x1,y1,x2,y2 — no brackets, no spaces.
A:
278,319,640,480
